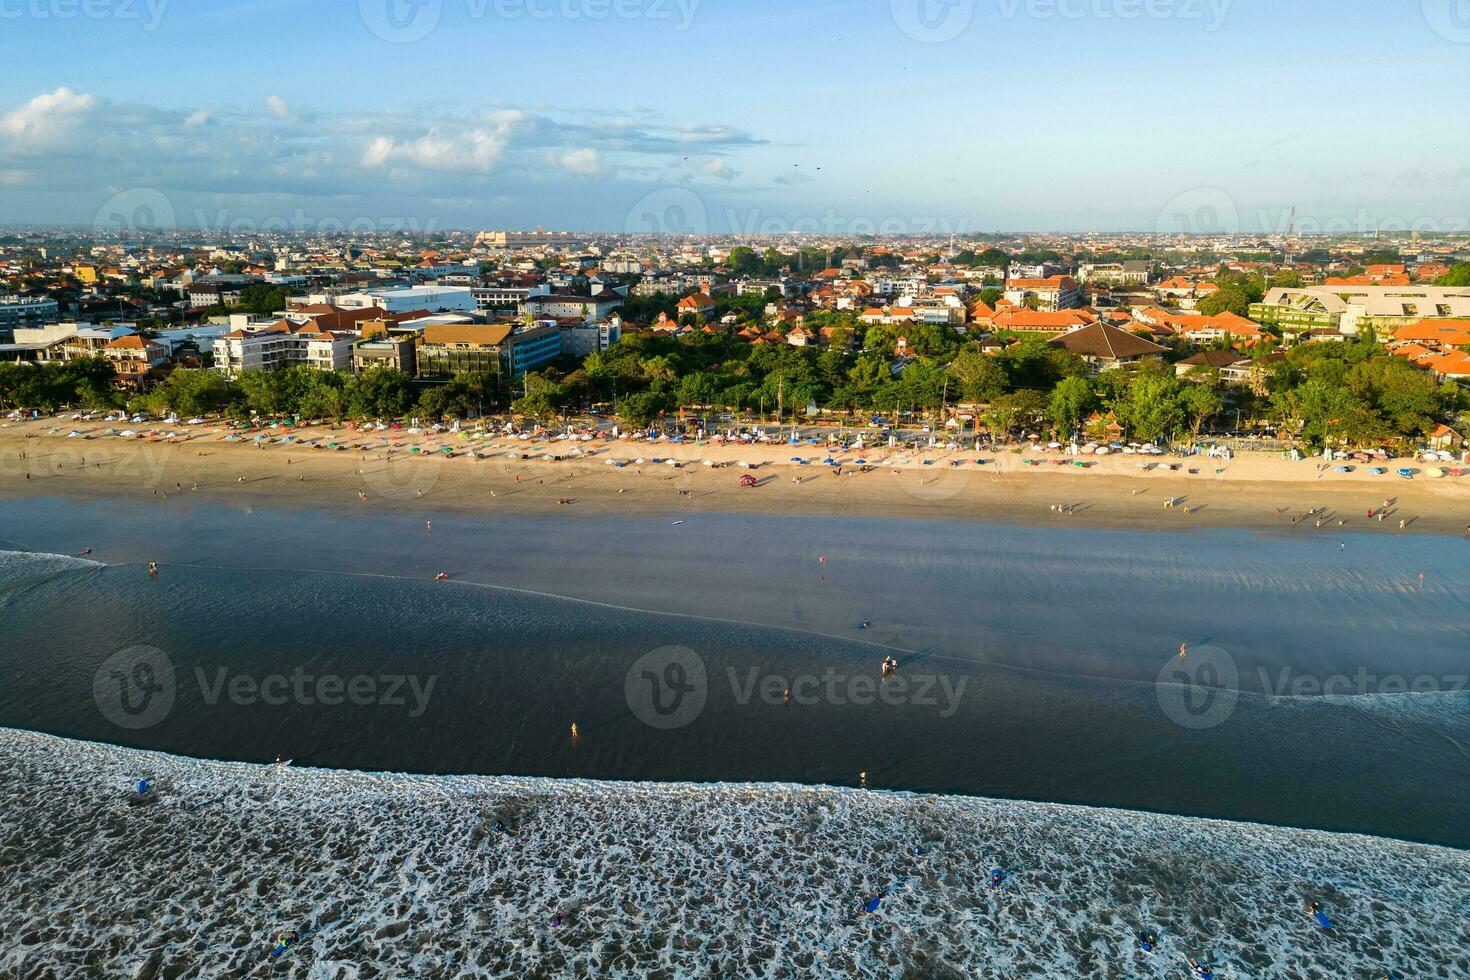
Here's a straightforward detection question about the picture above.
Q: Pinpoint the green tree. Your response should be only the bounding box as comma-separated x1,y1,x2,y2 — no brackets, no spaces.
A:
948,350,1008,402
1197,287,1251,317
1048,376,1096,435
1119,373,1186,441
1435,263,1470,287
1181,384,1224,437
348,366,416,419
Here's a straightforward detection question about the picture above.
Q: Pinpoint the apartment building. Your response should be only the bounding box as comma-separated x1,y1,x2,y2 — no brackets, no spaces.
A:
0,295,60,336
214,319,355,375
1252,285,1470,336
1002,276,1082,311
415,322,562,380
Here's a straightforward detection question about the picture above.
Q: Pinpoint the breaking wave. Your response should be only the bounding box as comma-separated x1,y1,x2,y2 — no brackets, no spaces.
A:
2,729,1466,978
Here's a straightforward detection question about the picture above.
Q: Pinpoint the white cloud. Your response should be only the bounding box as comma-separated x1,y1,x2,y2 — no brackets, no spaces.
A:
0,88,770,228
700,156,736,181
362,127,512,175
558,148,608,177
0,87,95,153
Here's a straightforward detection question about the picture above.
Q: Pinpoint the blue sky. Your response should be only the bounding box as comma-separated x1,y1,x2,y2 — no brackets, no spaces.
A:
1,0,1466,234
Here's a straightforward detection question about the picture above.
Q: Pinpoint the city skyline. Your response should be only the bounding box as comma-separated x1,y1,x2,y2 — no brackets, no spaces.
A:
1,0,1467,235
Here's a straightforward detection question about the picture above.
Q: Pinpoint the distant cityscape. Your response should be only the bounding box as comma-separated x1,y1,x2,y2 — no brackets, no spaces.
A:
2,226,1467,445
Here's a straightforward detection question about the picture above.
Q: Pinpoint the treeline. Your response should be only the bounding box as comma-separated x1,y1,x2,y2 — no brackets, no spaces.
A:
0,359,117,412
131,366,504,422
512,327,1462,446
2,334,1461,448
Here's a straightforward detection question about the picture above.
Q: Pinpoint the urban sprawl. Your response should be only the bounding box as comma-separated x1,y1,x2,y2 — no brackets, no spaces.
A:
2,227,1468,451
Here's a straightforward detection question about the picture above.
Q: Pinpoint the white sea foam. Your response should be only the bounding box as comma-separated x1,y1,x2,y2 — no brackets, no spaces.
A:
0,548,105,572
2,729,1466,978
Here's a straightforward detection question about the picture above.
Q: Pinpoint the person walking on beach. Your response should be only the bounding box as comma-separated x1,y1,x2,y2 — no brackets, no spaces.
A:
1179,642,1188,660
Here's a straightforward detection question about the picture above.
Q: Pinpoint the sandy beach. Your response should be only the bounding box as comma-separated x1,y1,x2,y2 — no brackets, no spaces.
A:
3,415,1468,536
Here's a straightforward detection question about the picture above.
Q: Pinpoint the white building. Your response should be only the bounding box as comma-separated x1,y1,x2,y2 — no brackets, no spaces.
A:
559,317,623,357
335,286,477,315
523,293,623,322
215,320,356,375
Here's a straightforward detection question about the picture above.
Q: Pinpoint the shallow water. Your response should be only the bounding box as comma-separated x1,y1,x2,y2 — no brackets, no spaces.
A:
2,498,1469,846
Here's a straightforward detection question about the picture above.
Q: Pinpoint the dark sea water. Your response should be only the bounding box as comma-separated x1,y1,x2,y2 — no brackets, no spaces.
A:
2,496,1468,847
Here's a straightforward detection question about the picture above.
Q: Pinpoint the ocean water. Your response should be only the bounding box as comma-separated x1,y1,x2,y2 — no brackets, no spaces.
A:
3,729,1467,978
2,497,1469,848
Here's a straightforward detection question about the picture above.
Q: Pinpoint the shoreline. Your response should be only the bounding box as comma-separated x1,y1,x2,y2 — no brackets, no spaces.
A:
6,726,1463,852
4,727,1467,977
4,416,1470,536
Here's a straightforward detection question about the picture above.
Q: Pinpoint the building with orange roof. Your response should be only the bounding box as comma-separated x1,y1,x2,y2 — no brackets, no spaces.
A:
1392,318,1470,347
988,309,1097,335
1002,275,1081,311
102,334,169,384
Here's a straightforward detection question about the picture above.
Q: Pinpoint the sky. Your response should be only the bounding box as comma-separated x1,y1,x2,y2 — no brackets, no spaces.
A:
0,0,1466,235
